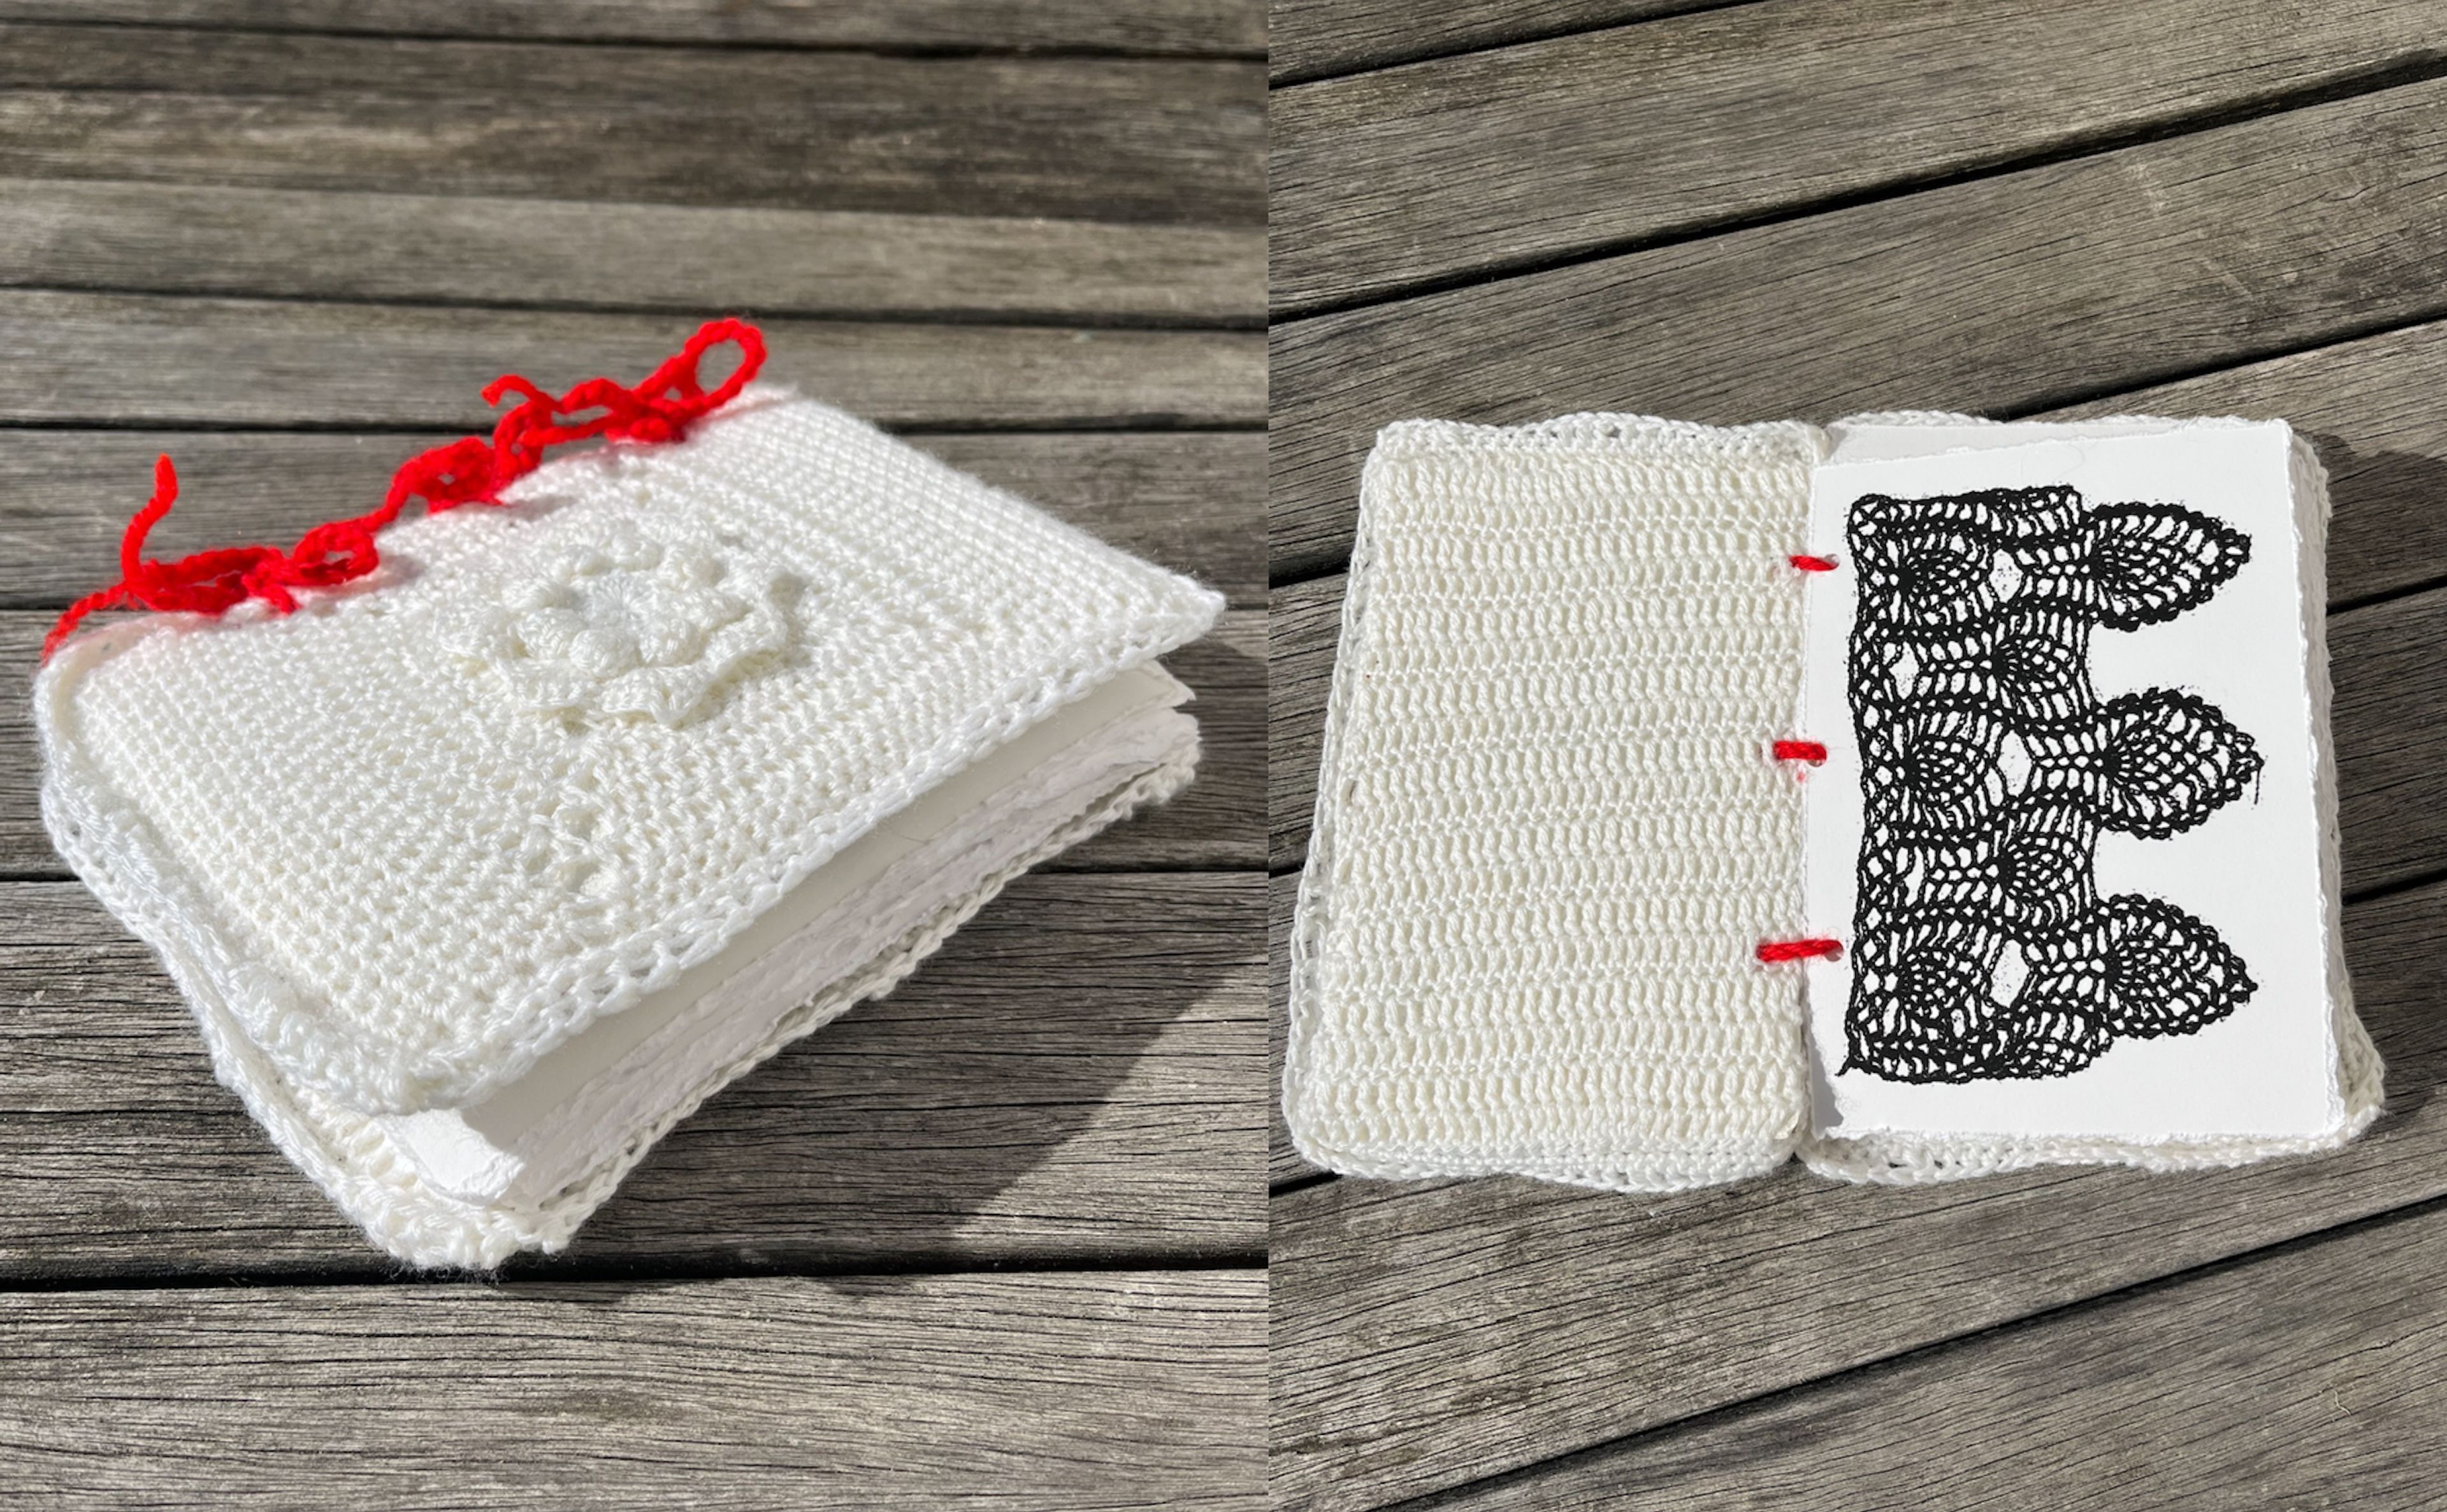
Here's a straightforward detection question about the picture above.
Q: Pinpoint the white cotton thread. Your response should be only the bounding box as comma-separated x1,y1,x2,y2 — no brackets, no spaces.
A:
1283,415,1826,1192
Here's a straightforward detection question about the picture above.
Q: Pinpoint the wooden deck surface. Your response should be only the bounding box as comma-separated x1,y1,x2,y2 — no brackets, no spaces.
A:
1268,3,2447,1508
0,8,1264,1507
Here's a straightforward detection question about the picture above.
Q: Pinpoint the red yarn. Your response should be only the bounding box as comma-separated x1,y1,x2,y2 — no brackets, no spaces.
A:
1791,554,1838,572
1756,938,1843,963
1772,740,1828,764
41,317,769,661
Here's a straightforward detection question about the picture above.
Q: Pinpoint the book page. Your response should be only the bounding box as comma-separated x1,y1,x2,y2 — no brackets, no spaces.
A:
1798,420,2342,1142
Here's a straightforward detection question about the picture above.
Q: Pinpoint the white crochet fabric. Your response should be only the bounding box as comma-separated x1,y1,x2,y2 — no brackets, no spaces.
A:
37,385,1222,1266
1283,412,2377,1193
1283,415,1824,1190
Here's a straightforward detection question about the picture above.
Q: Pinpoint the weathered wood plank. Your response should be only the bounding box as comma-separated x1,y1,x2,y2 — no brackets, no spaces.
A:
1437,1203,2447,1510
0,291,1263,429
1269,872,1311,1186
0,429,1263,608
1268,577,1343,872
0,0,1267,55
0,22,1264,227
0,872,1262,1278
1271,80,2447,580
0,605,1257,876
1271,875,2447,1509
1273,0,2447,310
1272,570,2447,892
0,178,1262,325
1269,0,1722,85
0,1269,1264,1509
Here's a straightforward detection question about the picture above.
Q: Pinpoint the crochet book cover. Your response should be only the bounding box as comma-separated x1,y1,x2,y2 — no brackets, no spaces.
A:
6,3,2443,1509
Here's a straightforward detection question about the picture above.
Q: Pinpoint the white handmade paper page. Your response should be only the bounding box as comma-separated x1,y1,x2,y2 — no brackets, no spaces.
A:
1798,419,2343,1144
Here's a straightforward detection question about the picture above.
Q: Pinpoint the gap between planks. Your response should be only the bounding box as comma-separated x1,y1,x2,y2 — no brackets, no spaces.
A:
1267,0,1759,87
0,1,1269,59
0,178,1264,329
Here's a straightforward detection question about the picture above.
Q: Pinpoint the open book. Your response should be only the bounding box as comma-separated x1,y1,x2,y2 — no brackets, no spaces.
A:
38,379,1221,1268
1284,412,2375,1190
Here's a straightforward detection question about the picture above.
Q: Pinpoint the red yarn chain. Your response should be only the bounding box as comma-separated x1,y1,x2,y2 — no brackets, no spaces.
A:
1756,938,1843,963
41,317,768,661
1772,740,1828,764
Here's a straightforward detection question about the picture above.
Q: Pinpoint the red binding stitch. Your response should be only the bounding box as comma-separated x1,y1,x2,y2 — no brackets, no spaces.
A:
1790,554,1838,572
41,317,769,661
1772,740,1828,764
1757,938,1842,963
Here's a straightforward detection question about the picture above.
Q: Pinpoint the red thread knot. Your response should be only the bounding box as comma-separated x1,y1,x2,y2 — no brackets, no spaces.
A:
1757,938,1843,964
41,317,769,661
1791,554,1838,572
1772,740,1828,765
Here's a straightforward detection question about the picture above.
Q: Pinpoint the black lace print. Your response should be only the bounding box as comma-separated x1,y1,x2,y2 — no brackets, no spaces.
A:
1845,486,2260,1083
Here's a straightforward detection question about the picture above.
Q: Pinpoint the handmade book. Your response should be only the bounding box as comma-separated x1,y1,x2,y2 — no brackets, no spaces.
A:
1283,411,2377,1190
36,320,1223,1267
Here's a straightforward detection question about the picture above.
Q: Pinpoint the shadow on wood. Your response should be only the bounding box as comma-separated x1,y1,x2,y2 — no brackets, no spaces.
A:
2307,431,2447,610
537,871,1262,1285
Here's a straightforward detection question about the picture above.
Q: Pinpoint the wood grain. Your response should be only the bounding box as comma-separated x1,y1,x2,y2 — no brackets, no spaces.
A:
0,1269,1265,1510
0,178,1263,325
1271,875,2447,1509
0,291,1263,429
1269,0,1728,85
0,22,1263,227
1272,0,2447,310
0,872,1262,1278
1271,80,2447,581
0,604,1257,877
0,0,1267,55
0,429,1264,608
1433,1202,2447,1510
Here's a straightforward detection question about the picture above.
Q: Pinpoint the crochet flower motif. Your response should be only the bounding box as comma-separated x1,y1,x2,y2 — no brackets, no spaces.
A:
445,519,789,726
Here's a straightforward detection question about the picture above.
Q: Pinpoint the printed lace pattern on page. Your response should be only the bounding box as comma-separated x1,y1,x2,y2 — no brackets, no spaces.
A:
1845,485,2260,1082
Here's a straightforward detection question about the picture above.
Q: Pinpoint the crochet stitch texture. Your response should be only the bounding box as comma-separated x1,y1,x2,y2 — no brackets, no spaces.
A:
1283,415,1824,1190
38,385,1222,1265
